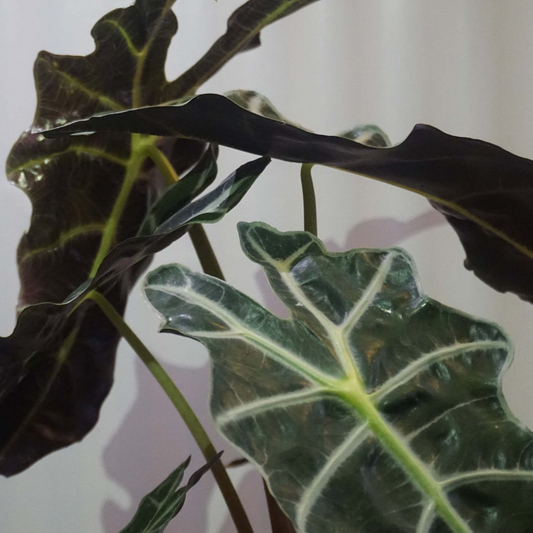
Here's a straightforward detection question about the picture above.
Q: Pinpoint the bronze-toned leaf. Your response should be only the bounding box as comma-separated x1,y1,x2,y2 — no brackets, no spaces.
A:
2,0,327,475
49,93,533,303
2,0,189,477
7,0,181,309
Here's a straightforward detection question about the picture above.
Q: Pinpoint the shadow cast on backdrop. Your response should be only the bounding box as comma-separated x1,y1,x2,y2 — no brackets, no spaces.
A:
102,358,269,533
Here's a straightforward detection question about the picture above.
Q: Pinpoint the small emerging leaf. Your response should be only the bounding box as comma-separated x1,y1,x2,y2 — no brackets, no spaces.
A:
144,222,533,533
138,146,218,236
119,453,222,533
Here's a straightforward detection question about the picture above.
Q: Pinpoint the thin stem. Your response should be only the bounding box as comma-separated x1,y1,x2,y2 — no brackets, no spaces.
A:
89,291,253,533
147,145,225,280
189,225,225,280
301,164,318,236
145,143,179,186
263,481,296,533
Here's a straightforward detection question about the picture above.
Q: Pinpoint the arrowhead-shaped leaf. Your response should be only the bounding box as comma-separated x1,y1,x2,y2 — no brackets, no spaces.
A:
144,222,533,533
50,93,533,303
119,452,222,533
7,0,183,309
1,0,188,475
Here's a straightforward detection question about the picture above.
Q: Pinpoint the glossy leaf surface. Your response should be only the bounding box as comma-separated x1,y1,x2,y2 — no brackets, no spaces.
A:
119,453,222,533
50,93,533,302
144,222,533,533
8,0,182,307
138,146,218,236
0,156,268,476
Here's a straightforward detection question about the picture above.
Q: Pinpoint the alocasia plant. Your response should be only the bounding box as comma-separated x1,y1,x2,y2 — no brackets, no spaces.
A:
1,0,313,476
1,0,195,476
3,0,533,532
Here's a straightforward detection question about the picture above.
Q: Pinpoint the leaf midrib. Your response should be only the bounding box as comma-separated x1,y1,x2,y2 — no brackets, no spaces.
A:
88,134,154,276
89,0,178,272
132,0,176,108
338,381,473,533
241,235,474,533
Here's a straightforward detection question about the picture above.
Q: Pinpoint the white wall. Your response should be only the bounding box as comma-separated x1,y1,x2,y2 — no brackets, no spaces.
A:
1,1,532,532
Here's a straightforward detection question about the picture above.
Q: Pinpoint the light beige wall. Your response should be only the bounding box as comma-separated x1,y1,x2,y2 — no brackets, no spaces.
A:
0,1,532,532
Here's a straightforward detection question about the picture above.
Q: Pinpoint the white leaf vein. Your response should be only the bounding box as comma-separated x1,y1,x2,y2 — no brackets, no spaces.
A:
148,283,335,386
442,468,533,490
295,423,371,533
371,341,508,402
416,502,436,533
216,387,329,426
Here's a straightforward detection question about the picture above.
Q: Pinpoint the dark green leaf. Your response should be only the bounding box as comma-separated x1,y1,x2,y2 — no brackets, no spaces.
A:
119,452,222,533
163,0,322,100
144,222,533,533
49,93,533,302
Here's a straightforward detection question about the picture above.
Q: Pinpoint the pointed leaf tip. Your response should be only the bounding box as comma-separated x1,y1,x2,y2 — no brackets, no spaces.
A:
118,453,222,533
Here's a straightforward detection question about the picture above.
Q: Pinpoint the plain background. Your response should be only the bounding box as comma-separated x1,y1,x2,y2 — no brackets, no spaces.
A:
1,1,533,532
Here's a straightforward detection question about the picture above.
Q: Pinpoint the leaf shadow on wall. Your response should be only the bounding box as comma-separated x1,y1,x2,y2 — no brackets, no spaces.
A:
256,210,445,317
101,358,270,533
